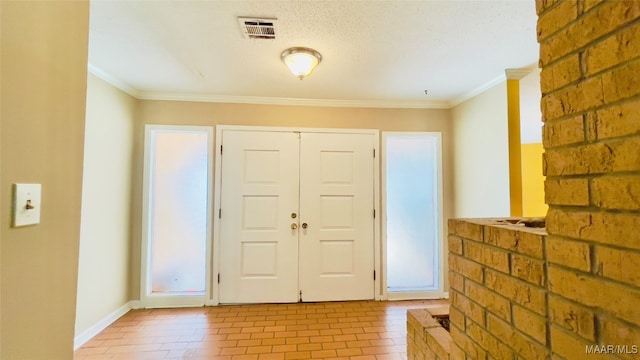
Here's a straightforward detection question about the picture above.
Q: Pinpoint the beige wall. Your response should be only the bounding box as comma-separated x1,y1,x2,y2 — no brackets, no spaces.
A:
451,82,511,218
131,101,454,298
75,74,136,339
520,70,543,144
1,1,89,358
0,2,3,354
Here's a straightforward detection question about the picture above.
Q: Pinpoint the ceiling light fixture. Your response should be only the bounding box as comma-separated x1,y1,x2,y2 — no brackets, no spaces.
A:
281,47,322,80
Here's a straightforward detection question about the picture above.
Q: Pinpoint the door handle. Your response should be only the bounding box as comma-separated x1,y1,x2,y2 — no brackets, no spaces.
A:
291,223,298,230
301,223,308,229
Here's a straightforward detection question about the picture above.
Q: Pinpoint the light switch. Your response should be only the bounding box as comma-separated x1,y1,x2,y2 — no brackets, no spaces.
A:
13,183,41,227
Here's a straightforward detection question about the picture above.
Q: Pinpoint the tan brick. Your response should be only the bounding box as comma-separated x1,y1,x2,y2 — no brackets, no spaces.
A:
449,307,465,331
449,343,466,360
552,54,582,92
449,271,464,292
601,317,640,360
466,320,514,360
449,253,484,283
539,25,576,67
597,246,640,287
544,178,590,206
448,235,463,255
584,20,640,75
546,208,640,250
548,265,640,327
543,115,585,148
485,269,546,315
540,67,554,94
449,219,483,242
486,313,548,359
450,323,487,360
540,1,640,66
589,99,640,141
581,0,604,14
464,241,510,273
546,236,591,272
544,137,640,176
550,325,607,360
537,0,578,41
450,290,485,326
484,225,544,259
541,77,604,122
513,304,548,345
464,281,511,322
536,0,559,16
511,255,545,286
407,309,441,331
549,295,596,342
603,58,640,103
426,326,452,360
591,175,640,211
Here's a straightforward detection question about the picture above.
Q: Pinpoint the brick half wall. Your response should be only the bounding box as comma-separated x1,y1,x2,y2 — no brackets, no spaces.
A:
448,1,640,359
449,217,640,360
448,219,549,359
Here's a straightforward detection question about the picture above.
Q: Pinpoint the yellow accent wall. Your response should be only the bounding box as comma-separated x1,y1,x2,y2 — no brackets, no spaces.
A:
521,143,547,217
507,79,523,217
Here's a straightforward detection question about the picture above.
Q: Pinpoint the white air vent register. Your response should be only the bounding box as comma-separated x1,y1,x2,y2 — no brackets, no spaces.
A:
237,17,277,39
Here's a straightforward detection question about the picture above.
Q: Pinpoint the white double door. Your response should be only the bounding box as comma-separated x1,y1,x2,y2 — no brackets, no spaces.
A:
218,129,375,303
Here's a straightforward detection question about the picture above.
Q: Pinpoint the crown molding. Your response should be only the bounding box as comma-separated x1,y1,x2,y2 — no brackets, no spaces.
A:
505,68,533,80
449,74,506,107
87,63,140,98
137,92,452,109
86,65,518,110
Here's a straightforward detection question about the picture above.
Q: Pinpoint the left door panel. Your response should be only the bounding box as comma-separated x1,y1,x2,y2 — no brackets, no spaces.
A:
219,131,300,303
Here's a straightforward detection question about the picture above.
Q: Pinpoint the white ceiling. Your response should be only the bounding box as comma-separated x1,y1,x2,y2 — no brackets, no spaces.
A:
88,0,540,108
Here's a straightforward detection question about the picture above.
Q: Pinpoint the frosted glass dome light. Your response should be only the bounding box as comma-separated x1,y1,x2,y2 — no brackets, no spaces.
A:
281,47,322,80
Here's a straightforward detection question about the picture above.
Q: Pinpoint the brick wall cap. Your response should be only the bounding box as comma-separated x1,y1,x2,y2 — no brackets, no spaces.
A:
450,217,548,236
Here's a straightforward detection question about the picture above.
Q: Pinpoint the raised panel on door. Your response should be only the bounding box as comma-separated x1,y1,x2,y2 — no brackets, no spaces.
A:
298,132,375,302
219,130,300,303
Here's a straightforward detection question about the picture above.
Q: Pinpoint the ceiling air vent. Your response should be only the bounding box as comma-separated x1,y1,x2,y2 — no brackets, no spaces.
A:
237,17,277,39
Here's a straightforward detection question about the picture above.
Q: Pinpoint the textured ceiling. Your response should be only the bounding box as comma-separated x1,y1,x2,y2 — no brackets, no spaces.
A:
88,0,539,108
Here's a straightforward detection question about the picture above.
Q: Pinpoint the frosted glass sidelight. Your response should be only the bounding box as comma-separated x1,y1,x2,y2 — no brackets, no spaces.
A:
386,135,440,292
149,131,208,293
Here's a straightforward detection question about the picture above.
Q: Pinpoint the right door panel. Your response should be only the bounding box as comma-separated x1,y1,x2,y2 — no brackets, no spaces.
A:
298,132,375,302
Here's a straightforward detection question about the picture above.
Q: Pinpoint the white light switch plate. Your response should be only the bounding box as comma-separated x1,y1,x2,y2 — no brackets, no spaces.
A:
13,183,41,227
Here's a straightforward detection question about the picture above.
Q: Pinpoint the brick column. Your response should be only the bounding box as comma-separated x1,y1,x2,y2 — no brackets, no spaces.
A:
538,0,640,359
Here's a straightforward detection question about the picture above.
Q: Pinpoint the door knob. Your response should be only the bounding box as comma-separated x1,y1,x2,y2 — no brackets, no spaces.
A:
301,223,308,229
291,223,298,230
291,212,297,219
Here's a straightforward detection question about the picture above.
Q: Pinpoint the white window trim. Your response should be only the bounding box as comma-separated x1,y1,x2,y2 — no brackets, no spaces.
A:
381,131,446,300
140,124,214,308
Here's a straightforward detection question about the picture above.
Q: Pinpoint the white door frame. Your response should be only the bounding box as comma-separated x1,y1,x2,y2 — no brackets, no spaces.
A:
381,131,447,300
211,125,381,305
140,124,214,308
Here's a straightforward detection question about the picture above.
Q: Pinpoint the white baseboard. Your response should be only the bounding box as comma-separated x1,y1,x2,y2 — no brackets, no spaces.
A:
387,291,450,301
74,302,132,350
129,300,142,309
